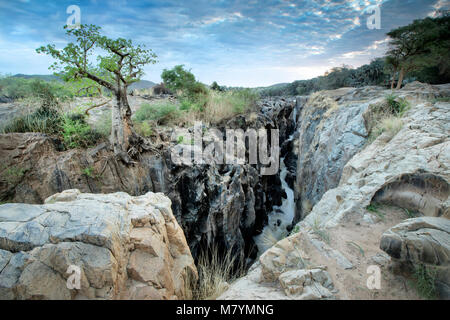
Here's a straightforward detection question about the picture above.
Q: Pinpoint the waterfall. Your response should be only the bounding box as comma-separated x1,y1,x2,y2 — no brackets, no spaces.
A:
254,101,298,255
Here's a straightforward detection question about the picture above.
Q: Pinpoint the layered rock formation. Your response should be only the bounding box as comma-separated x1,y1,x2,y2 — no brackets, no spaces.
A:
0,189,196,299
381,217,450,298
220,83,450,300
0,97,299,262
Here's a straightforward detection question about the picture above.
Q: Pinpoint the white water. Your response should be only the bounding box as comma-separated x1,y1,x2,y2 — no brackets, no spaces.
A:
254,133,296,255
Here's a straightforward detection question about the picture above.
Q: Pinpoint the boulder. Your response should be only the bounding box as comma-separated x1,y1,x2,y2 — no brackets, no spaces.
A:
0,189,197,300
380,217,450,299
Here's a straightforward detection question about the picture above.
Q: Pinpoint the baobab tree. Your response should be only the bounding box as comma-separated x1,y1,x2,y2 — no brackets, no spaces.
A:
37,24,157,163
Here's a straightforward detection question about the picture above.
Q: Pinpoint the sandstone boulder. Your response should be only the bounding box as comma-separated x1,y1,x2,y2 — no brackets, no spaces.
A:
380,217,450,299
0,189,197,300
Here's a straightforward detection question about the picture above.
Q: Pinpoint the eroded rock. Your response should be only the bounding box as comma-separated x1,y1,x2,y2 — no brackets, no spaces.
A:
0,189,197,300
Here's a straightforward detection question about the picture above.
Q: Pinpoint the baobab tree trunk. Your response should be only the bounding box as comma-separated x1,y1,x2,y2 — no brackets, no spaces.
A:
110,88,135,163
396,67,405,89
391,66,397,89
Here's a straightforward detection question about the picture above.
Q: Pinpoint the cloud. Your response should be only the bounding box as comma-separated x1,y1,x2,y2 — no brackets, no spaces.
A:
0,0,443,86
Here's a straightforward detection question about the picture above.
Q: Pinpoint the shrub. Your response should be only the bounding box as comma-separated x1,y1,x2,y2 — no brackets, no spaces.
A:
371,116,403,142
1,166,26,185
411,264,438,299
203,89,259,123
189,245,244,300
61,113,103,149
133,102,181,125
135,121,153,137
1,106,63,134
386,93,410,115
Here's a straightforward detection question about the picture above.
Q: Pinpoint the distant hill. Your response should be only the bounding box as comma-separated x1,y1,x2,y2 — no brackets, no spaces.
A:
11,74,157,91
12,74,62,82
128,80,157,91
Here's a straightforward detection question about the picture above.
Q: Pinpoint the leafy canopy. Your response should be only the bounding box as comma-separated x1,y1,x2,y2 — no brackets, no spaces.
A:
36,24,158,92
386,16,450,75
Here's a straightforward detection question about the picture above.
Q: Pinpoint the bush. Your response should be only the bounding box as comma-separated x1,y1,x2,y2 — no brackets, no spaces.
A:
61,113,104,149
372,116,403,142
411,264,438,299
133,102,181,125
0,77,72,101
1,106,63,134
189,245,244,300
386,94,410,115
203,89,259,123
135,121,153,137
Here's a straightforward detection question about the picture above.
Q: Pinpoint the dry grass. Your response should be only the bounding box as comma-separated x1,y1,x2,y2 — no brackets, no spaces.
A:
307,91,339,117
202,90,258,124
188,245,245,300
371,116,403,143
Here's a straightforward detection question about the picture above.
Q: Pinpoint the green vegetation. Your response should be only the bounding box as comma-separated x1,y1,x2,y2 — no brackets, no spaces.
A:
133,102,180,125
37,24,157,163
259,15,450,96
259,58,388,96
61,114,103,149
1,166,26,185
1,106,63,134
404,208,418,219
0,75,73,101
432,96,450,103
386,15,450,89
290,225,300,235
411,264,438,299
366,94,409,143
347,241,365,257
82,166,94,178
385,94,410,115
366,202,385,220
311,219,330,244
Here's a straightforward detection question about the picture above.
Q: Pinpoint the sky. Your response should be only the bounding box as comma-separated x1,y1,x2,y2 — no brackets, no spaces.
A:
0,0,447,87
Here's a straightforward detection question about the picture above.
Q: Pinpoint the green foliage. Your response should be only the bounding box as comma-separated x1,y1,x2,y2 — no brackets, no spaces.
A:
385,94,410,115
347,241,365,257
404,208,418,218
36,24,157,97
82,166,94,178
61,113,103,149
411,264,438,299
1,166,26,185
0,76,72,101
135,121,153,137
432,96,450,103
210,81,224,91
386,15,450,86
1,106,63,134
311,219,330,244
259,58,388,96
133,102,180,125
161,65,208,104
366,202,386,220
366,203,379,213
290,225,300,235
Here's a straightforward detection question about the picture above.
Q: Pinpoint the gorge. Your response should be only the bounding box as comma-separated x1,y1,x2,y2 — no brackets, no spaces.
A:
0,82,449,300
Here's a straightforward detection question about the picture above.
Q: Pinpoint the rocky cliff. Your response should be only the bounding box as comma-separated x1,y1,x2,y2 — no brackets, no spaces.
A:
219,83,450,300
0,189,196,299
0,97,298,262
